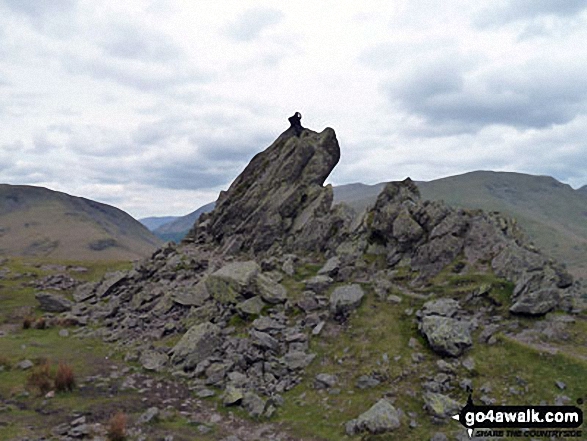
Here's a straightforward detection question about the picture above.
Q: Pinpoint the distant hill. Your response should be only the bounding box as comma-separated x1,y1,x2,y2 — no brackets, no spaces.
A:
333,171,587,278
0,184,162,261
153,202,215,242
139,216,179,231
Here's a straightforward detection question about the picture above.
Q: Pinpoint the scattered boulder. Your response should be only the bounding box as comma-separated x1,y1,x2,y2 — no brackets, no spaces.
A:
419,316,472,357
330,284,365,317
314,373,338,389
223,385,244,406
423,392,462,419
346,399,401,435
206,261,260,304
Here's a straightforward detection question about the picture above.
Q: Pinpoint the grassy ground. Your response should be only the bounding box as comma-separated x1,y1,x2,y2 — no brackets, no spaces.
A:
274,260,587,440
1,256,586,440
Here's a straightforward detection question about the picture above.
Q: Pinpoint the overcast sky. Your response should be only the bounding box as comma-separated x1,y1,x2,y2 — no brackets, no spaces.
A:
1,1,587,218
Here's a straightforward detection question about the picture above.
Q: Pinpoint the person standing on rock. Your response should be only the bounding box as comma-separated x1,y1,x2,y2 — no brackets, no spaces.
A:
288,112,304,137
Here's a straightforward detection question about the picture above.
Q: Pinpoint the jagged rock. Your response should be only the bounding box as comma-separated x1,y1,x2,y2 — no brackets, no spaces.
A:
421,299,460,318
35,292,73,312
172,278,210,307
250,330,279,351
510,287,560,315
94,271,127,298
282,351,315,370
330,284,365,316
345,399,401,435
423,392,462,419
304,275,333,292
419,316,472,357
318,256,340,277
223,385,244,406
185,126,340,254
252,316,285,332
72,283,95,302
256,273,287,304
314,373,337,389
242,391,266,418
206,261,260,304
170,322,222,370
139,350,168,372
236,296,266,316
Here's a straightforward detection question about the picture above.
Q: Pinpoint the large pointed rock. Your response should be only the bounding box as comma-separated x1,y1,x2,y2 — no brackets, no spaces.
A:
185,125,340,253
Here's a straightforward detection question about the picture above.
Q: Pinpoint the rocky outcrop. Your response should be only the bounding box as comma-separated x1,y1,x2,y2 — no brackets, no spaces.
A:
61,119,583,438
334,178,574,315
185,127,340,255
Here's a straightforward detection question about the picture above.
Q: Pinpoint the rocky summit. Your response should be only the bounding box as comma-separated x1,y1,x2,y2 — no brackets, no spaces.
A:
185,125,340,254
63,120,585,439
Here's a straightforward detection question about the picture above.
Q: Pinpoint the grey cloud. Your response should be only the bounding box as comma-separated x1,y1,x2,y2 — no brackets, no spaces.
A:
1,0,75,18
387,58,587,133
143,160,237,191
227,7,283,41
194,134,272,163
32,133,58,154
476,0,587,27
101,23,181,63
62,53,211,92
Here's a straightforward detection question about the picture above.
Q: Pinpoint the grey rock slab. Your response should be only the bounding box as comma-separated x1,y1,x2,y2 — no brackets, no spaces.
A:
256,273,287,304
139,350,169,372
282,351,316,370
172,278,210,307
510,287,560,315
206,261,260,304
252,316,285,332
170,322,222,370
236,296,266,316
330,284,365,316
35,292,73,312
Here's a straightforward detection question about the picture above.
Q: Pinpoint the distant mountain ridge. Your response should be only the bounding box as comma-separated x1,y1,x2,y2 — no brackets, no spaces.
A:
0,184,162,261
139,216,179,231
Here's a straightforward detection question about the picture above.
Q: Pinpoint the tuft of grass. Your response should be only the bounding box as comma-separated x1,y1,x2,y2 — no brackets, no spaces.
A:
107,412,128,441
54,361,75,392
22,316,33,329
0,355,11,370
26,360,53,396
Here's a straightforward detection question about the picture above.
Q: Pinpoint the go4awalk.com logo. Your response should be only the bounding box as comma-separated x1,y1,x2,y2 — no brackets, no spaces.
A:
451,395,584,438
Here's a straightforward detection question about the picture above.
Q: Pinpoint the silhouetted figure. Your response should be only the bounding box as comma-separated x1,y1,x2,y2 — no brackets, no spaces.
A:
288,112,303,137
